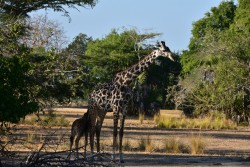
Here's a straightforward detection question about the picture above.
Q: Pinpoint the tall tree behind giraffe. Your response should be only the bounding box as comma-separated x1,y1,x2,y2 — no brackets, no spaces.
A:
85,29,161,87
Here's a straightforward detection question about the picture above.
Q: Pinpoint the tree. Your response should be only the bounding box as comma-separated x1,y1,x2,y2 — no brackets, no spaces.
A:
0,0,97,17
0,56,39,124
25,32,93,109
66,33,92,55
188,0,236,53
0,16,38,124
85,29,161,87
176,0,250,121
22,15,68,51
0,0,98,124
181,1,237,75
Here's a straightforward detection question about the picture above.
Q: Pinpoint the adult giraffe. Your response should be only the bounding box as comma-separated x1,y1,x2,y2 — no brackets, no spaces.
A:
87,41,175,163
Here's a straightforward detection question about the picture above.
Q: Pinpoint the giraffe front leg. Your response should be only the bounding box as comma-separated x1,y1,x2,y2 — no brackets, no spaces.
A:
112,113,119,161
119,115,126,163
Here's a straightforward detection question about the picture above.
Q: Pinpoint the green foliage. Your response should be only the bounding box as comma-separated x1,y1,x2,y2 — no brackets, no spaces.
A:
0,0,98,17
188,0,236,53
0,16,38,123
177,0,250,120
147,57,181,109
232,0,250,34
85,28,160,85
86,29,141,83
0,0,98,124
0,55,39,123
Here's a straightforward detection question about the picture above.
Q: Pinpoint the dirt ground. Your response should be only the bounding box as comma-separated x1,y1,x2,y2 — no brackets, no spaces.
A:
1,108,250,166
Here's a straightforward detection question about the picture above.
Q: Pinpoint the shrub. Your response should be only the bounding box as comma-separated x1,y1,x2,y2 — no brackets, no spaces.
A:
155,114,237,130
123,139,132,151
190,133,206,154
21,110,69,127
165,137,190,154
138,136,155,152
154,114,160,125
165,137,180,153
138,138,146,151
139,112,144,124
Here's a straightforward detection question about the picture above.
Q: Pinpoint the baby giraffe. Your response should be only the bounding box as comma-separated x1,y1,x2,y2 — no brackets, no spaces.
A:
69,111,89,159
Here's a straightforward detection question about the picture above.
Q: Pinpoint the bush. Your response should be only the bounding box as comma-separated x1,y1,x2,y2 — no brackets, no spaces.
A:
165,137,190,154
138,136,155,152
21,110,69,127
123,139,132,151
155,114,237,130
190,133,206,154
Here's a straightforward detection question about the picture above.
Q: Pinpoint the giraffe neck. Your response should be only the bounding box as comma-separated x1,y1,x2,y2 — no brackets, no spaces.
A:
112,51,159,86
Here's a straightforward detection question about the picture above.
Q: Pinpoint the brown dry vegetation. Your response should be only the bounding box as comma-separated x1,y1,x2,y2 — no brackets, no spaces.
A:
1,108,250,166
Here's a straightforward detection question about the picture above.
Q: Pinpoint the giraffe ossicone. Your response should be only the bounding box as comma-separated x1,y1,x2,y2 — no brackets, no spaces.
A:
87,41,175,163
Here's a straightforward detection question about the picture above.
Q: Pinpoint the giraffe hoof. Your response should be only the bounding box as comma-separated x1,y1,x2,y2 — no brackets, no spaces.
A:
120,159,125,163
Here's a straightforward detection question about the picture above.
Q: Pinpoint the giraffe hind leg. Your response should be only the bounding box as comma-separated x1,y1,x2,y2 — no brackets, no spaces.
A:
68,135,74,159
111,112,119,161
118,115,126,163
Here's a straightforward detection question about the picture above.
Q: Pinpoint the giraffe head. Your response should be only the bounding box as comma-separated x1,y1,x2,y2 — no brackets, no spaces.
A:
154,41,175,61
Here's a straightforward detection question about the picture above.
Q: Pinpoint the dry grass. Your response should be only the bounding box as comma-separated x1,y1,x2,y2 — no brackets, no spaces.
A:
154,112,237,130
164,137,190,154
137,136,155,152
123,139,132,151
138,112,145,124
21,110,70,127
189,133,206,154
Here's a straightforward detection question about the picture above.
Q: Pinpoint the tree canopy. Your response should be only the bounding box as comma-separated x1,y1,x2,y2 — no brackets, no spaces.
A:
176,0,250,120
0,0,97,17
0,0,98,124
